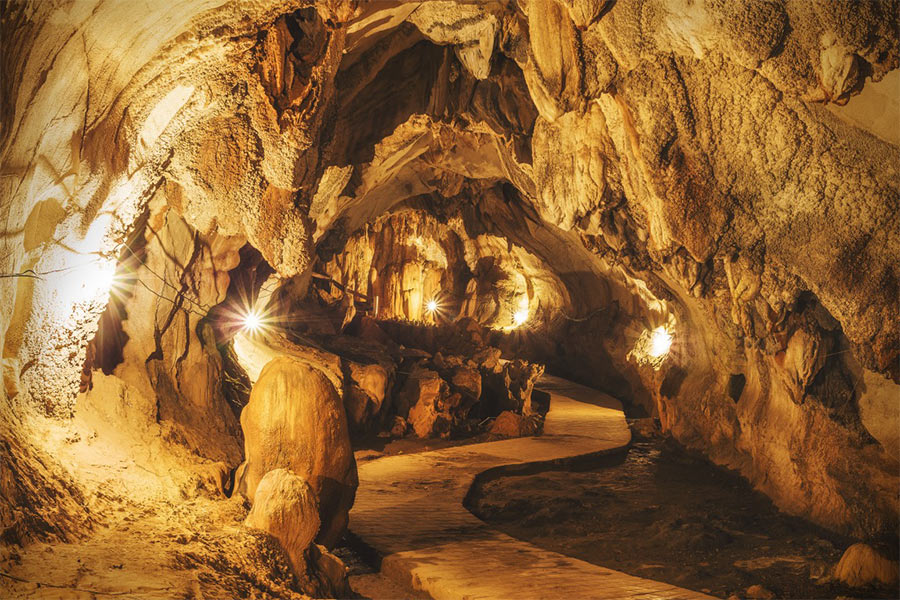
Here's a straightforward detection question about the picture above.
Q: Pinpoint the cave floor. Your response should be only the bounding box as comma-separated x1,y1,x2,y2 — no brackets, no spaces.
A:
468,438,888,599
0,494,308,600
349,375,713,599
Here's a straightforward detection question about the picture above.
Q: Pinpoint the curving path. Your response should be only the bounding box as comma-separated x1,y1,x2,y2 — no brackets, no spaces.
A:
349,375,715,600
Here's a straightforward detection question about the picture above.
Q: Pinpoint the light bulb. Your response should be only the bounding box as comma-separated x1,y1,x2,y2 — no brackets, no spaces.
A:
513,309,528,326
648,326,672,358
243,310,263,333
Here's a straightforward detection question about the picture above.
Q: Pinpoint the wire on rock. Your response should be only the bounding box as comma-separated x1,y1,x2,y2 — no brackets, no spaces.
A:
559,307,607,322
0,571,155,596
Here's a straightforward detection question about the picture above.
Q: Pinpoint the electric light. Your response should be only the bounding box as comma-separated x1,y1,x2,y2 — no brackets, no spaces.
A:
648,326,673,358
242,310,263,333
513,308,528,327
426,299,438,313
46,258,118,309
628,324,675,369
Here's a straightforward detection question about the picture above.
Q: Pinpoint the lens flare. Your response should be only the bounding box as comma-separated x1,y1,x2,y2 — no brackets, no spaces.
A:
513,309,528,327
242,310,263,333
426,299,438,313
648,326,673,358
628,325,675,369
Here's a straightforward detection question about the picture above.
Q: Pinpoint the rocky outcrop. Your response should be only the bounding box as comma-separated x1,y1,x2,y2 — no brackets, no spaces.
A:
244,468,320,578
0,404,95,546
481,359,546,416
398,365,451,438
490,410,541,438
343,360,390,433
2,0,898,557
236,356,357,548
323,208,573,328
834,543,900,588
114,191,245,467
1,0,332,418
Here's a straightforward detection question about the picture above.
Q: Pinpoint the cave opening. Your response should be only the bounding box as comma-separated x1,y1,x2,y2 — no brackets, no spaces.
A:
2,2,899,599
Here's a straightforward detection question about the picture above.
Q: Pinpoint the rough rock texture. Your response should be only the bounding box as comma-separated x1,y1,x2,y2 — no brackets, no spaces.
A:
398,365,451,438
2,0,899,575
482,359,546,416
306,543,353,599
323,208,573,328
237,356,357,548
490,410,540,437
343,360,390,433
2,0,330,417
833,543,900,588
114,189,245,467
744,584,776,600
244,468,320,578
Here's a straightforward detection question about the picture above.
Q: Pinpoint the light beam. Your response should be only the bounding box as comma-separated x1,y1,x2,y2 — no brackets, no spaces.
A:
648,326,673,358
242,310,264,333
513,308,528,327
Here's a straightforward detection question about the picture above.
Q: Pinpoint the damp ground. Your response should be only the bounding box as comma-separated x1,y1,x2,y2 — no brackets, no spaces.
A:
466,431,898,600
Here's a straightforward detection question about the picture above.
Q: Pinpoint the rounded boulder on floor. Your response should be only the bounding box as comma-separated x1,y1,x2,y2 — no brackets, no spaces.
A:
834,542,899,587
236,356,358,547
244,468,319,576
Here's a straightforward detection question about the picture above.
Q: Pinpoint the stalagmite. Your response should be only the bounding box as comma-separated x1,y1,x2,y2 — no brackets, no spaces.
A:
1,1,897,598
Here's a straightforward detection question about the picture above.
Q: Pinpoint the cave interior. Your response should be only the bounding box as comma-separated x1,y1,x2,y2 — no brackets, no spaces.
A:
1,1,899,599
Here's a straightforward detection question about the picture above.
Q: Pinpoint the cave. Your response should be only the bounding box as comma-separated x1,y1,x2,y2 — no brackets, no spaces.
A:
1,1,898,599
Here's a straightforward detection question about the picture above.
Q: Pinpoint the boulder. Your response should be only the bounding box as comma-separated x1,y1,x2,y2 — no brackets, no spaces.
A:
344,361,390,433
445,366,479,419
389,416,408,438
244,468,319,577
409,402,452,438
471,346,503,373
432,352,463,371
834,543,899,587
355,316,396,348
307,543,352,599
744,584,775,599
237,356,357,547
507,359,545,415
481,363,521,415
394,365,445,418
429,355,481,419
490,410,540,437
450,365,481,402
452,317,486,351
406,369,453,438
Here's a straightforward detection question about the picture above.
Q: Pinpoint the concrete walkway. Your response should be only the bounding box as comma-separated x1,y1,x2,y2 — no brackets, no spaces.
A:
349,375,715,600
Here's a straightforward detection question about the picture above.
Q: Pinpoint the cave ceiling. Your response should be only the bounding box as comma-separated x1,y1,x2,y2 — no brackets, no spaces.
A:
1,0,899,543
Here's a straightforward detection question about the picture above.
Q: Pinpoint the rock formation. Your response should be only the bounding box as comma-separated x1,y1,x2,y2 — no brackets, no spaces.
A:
833,543,900,588
1,0,898,596
236,356,357,548
245,468,321,577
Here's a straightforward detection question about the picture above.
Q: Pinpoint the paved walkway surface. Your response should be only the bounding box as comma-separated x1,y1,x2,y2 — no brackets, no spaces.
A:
350,375,715,600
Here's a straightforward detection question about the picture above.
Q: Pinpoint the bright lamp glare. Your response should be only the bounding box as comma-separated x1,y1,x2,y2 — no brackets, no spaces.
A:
648,326,673,358
513,309,528,326
242,310,263,333
426,299,438,313
47,259,118,308
628,324,675,369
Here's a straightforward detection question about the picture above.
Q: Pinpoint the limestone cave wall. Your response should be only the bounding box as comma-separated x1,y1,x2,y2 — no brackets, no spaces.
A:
1,0,898,551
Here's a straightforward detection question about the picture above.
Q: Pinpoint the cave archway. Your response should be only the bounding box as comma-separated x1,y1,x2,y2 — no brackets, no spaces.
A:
2,1,898,597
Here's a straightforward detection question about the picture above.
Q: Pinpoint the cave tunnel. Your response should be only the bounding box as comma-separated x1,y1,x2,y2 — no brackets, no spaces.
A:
1,1,899,599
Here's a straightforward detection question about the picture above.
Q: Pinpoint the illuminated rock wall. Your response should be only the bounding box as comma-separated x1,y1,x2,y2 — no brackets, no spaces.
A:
1,0,897,542
322,206,572,328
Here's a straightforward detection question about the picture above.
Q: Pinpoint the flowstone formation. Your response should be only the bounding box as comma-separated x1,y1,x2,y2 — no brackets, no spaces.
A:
1,0,898,597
